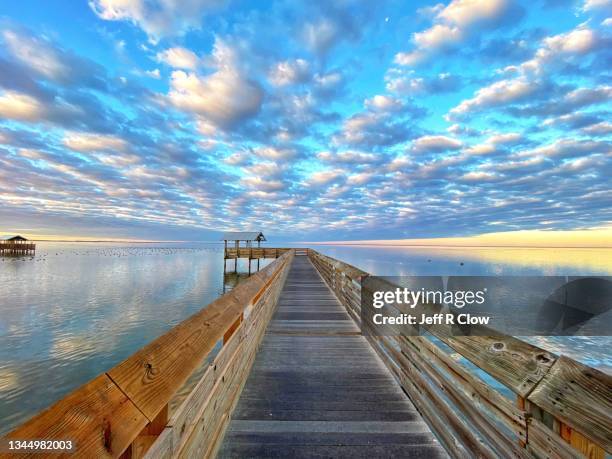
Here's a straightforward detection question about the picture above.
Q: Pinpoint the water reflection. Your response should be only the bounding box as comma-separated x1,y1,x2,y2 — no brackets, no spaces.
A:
311,245,612,276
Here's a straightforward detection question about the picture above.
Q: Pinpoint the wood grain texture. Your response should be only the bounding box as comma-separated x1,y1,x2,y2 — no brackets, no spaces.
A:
527,418,586,459
2,374,148,458
527,356,611,453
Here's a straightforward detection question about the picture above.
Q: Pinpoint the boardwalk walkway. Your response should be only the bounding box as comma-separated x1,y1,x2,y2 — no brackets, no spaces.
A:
219,256,447,458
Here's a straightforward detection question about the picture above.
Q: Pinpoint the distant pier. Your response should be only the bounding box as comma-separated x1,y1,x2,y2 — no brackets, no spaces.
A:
222,231,291,273
0,235,35,256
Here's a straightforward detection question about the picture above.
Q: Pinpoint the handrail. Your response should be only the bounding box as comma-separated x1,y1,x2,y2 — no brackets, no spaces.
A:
308,249,611,459
2,250,294,458
224,247,291,258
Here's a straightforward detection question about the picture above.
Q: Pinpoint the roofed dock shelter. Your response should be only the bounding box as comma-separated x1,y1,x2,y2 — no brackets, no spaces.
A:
222,231,290,273
0,235,35,256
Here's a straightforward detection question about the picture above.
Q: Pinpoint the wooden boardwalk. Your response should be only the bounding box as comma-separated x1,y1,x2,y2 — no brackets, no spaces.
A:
219,256,448,458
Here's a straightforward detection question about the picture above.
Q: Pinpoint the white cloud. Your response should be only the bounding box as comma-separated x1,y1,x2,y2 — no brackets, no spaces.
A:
460,171,500,182
564,85,612,107
438,0,509,27
269,59,310,86
463,133,523,155
394,51,426,66
2,30,68,81
581,121,612,135
63,132,128,152
241,176,285,192
394,0,512,66
167,41,263,129
347,172,375,186
414,24,462,49
89,0,225,41
305,169,345,186
317,150,379,164
253,147,297,161
145,68,161,79
0,91,45,121
487,132,523,145
157,47,199,69
314,71,343,91
503,27,599,76
364,95,404,112
302,19,340,56
583,0,612,11
412,135,463,153
448,77,535,118
464,144,496,155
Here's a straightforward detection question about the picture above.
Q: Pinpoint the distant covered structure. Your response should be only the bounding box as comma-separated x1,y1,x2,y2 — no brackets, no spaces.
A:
222,232,266,250
221,231,289,273
0,235,36,255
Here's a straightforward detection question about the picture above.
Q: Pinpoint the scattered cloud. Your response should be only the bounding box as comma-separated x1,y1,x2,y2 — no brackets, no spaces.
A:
0,1,610,240
157,47,199,69
412,135,463,153
395,0,521,66
89,0,226,41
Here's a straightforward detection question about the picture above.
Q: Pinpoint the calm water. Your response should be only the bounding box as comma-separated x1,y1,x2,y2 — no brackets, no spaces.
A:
1,242,611,434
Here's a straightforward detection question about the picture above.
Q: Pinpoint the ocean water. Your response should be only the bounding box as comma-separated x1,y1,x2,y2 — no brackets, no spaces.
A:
0,242,610,434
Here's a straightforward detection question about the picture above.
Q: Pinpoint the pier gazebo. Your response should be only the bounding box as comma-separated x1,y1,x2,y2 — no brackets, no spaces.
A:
222,231,290,273
222,231,266,252
0,235,36,255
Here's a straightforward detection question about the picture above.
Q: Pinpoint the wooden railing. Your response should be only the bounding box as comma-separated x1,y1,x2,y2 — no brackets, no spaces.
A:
0,242,36,253
224,247,291,259
2,250,294,459
308,249,611,459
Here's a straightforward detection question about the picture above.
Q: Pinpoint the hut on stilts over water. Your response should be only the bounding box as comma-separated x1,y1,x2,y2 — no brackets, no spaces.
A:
0,235,36,256
222,231,267,273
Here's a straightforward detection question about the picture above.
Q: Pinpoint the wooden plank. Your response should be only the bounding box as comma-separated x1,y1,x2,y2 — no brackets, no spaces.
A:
407,336,527,439
528,418,586,459
419,328,556,397
2,374,148,458
397,336,530,458
376,334,498,458
527,356,611,453
131,435,158,459
366,335,468,458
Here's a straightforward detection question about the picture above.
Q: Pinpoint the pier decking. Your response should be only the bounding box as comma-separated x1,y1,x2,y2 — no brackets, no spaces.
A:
219,256,447,458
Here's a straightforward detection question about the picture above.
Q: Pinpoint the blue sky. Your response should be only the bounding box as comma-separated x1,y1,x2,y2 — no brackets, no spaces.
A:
0,0,610,241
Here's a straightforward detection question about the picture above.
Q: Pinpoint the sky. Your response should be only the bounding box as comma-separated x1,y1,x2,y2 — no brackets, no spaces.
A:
0,0,610,242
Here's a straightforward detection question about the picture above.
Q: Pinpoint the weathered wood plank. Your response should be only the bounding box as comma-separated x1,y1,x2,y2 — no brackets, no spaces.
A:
527,418,586,459
3,374,148,458
527,356,612,453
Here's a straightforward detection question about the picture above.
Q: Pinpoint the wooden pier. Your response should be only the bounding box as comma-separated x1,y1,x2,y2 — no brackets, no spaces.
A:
218,255,447,458
1,249,610,459
0,235,35,256
221,231,291,273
